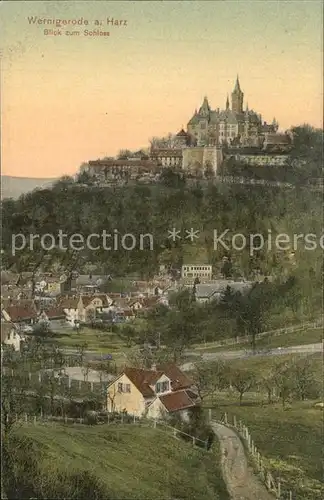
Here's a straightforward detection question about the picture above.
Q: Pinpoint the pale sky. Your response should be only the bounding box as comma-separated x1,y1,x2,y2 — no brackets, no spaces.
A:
1,0,323,178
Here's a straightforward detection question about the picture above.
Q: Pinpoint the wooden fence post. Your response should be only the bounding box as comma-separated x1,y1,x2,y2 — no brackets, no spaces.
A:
153,420,157,428
192,436,195,446
233,415,237,428
133,414,136,423
224,412,228,424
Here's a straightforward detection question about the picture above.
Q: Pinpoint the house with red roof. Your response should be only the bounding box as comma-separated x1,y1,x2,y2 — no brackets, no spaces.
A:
1,302,38,325
107,363,200,420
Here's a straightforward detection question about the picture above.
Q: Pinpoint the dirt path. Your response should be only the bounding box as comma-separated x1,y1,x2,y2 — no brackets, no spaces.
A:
212,422,274,500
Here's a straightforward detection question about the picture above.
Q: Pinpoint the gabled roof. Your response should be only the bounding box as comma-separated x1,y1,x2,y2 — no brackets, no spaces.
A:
159,390,196,412
123,367,163,397
141,297,159,309
81,294,109,308
111,363,193,398
156,363,193,391
176,129,189,137
58,296,79,309
41,307,66,319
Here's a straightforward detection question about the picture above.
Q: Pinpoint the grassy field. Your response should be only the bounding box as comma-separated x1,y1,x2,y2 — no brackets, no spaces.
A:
6,422,229,500
48,327,132,363
193,327,322,354
203,353,323,500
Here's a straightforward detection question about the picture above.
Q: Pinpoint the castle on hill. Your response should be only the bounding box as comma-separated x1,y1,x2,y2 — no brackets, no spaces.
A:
186,76,279,148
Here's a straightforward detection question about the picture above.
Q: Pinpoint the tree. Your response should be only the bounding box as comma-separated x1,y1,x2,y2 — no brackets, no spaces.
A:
192,360,214,401
293,356,318,400
117,149,132,159
272,360,296,408
229,367,255,405
192,360,227,403
1,372,29,435
221,260,233,279
76,342,88,367
204,161,214,179
117,324,137,347
159,167,185,188
76,170,94,185
260,369,276,404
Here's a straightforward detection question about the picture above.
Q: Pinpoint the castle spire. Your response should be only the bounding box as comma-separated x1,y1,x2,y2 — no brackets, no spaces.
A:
231,75,244,113
234,74,241,92
226,94,230,110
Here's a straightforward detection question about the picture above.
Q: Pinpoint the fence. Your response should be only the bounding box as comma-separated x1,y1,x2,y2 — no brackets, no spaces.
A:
1,368,105,395
8,412,209,450
210,410,294,500
199,319,323,350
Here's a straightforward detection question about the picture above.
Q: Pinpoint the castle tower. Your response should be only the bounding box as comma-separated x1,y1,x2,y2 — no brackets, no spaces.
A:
231,75,244,113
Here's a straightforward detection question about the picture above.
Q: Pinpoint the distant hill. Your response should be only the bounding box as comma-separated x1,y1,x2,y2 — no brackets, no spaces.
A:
1,176,57,199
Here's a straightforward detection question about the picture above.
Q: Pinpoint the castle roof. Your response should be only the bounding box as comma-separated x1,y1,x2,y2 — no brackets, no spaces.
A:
176,129,189,137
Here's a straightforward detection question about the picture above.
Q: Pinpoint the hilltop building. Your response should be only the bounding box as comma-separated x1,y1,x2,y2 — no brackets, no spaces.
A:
187,76,279,148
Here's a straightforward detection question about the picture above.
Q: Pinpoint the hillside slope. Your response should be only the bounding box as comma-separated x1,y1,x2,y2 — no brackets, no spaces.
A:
3,423,229,499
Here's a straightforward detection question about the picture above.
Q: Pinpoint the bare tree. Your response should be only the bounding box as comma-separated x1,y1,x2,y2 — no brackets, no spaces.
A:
230,368,255,405
272,360,296,408
293,356,317,401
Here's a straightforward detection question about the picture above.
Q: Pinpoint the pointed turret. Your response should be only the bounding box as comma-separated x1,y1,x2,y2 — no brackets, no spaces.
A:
234,74,242,92
231,75,244,113
199,96,211,117
272,117,279,132
226,95,230,110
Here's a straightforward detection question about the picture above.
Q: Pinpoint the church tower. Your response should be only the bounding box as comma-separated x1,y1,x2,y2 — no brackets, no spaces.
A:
231,75,244,113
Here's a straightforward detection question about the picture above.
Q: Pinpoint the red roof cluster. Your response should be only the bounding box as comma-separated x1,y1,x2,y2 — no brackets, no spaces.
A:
3,305,38,322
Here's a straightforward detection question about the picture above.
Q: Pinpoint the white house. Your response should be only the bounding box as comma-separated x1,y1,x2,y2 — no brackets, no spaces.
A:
181,265,212,280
